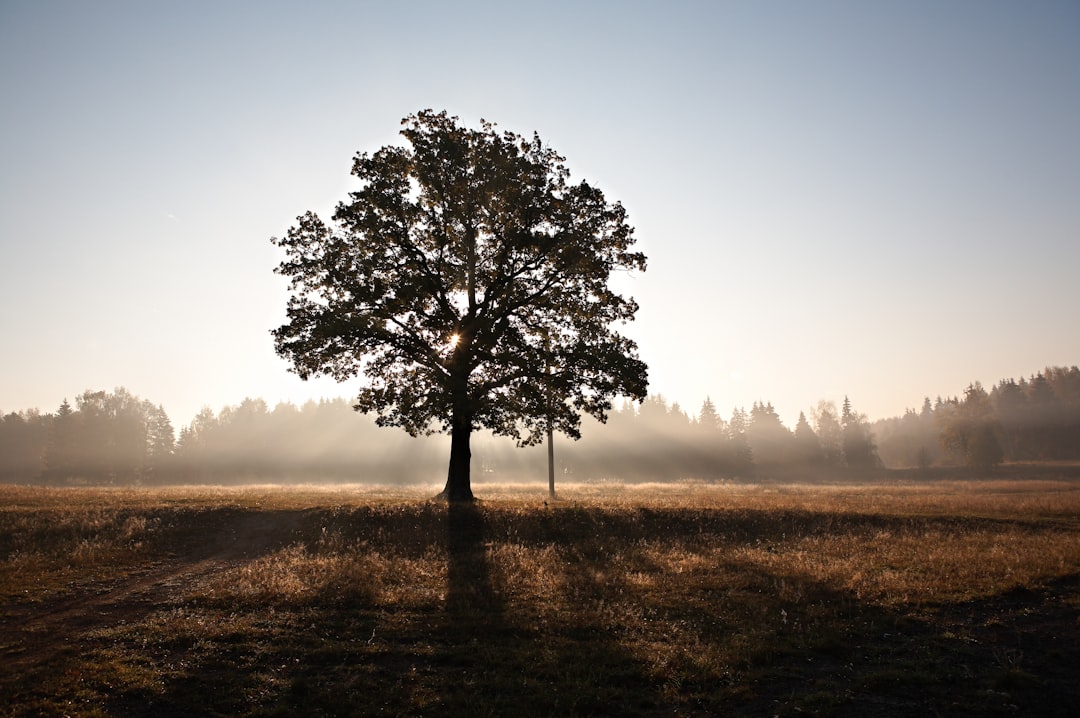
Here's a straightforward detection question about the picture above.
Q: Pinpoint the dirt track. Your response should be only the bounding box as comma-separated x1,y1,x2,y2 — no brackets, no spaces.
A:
1,510,305,679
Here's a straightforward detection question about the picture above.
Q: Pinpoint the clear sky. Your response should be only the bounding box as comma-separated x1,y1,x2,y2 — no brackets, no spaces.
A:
2,0,1078,431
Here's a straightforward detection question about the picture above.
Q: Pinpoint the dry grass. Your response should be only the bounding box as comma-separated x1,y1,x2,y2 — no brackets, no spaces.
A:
2,478,1079,716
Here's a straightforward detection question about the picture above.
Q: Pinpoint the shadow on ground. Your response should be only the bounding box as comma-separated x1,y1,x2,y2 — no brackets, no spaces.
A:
2,504,1078,716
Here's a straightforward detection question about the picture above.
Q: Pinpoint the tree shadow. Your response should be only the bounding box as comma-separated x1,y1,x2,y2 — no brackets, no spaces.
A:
445,500,500,621
430,501,659,715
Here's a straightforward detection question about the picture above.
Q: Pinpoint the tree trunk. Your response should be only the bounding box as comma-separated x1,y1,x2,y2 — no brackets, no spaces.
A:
440,382,474,502
442,420,473,501
547,424,555,499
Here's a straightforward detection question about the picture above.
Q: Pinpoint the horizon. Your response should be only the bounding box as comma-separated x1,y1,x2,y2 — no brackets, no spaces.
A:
2,2,1078,433
4,361,1074,434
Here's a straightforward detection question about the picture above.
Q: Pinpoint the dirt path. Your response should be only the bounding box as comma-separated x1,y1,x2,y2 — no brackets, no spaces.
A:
0,510,306,677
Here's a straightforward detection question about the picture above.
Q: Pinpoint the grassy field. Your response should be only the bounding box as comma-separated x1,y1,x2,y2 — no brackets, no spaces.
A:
1,478,1079,716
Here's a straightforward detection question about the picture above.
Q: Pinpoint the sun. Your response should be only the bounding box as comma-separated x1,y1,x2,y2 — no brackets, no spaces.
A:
447,333,460,350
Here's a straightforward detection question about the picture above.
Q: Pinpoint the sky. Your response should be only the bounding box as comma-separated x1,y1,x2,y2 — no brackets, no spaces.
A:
1,0,1078,432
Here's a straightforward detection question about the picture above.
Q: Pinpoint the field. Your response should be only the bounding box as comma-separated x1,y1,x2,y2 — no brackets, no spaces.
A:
2,478,1079,716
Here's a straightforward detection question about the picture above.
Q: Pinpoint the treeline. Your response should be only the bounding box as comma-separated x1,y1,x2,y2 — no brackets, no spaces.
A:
874,366,1080,469
1,366,1078,484
174,399,446,482
0,389,175,484
0,391,446,485
0,389,879,484
557,395,879,481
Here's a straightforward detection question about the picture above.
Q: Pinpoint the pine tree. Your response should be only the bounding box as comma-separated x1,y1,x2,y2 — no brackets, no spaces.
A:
839,396,879,470
728,407,753,471
45,399,76,482
698,397,721,432
793,411,823,465
812,401,844,466
748,401,792,466
144,404,175,481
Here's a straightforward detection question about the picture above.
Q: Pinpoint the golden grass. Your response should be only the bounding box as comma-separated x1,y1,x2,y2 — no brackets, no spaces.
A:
2,478,1079,716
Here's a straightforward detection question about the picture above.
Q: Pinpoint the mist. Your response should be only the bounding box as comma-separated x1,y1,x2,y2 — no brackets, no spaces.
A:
2,366,1078,486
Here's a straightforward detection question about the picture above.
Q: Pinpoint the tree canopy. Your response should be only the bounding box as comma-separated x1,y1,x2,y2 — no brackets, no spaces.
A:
272,110,649,499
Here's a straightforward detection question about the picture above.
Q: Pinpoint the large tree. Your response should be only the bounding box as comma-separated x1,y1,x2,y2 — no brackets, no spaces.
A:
272,111,648,500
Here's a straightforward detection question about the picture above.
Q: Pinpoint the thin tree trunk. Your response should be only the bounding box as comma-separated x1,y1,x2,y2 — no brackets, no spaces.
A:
547,424,555,499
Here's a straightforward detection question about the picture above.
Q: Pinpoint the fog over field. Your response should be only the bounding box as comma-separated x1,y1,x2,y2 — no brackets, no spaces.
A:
2,366,1079,485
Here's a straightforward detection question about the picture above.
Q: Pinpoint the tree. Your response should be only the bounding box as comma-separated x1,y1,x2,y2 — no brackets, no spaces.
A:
812,401,843,466
45,399,76,481
840,396,879,470
38,388,175,483
728,407,753,472
992,379,1026,459
792,411,823,466
0,410,49,480
747,401,792,466
272,111,648,500
144,404,175,480
688,397,727,478
698,397,721,433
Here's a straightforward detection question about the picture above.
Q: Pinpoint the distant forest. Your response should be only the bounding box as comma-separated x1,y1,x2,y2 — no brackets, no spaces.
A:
2,366,1079,485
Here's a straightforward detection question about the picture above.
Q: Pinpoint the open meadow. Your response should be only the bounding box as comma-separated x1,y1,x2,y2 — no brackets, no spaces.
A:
2,477,1079,716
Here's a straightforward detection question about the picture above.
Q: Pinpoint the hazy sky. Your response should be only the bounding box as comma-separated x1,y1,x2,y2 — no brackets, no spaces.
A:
2,0,1078,430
